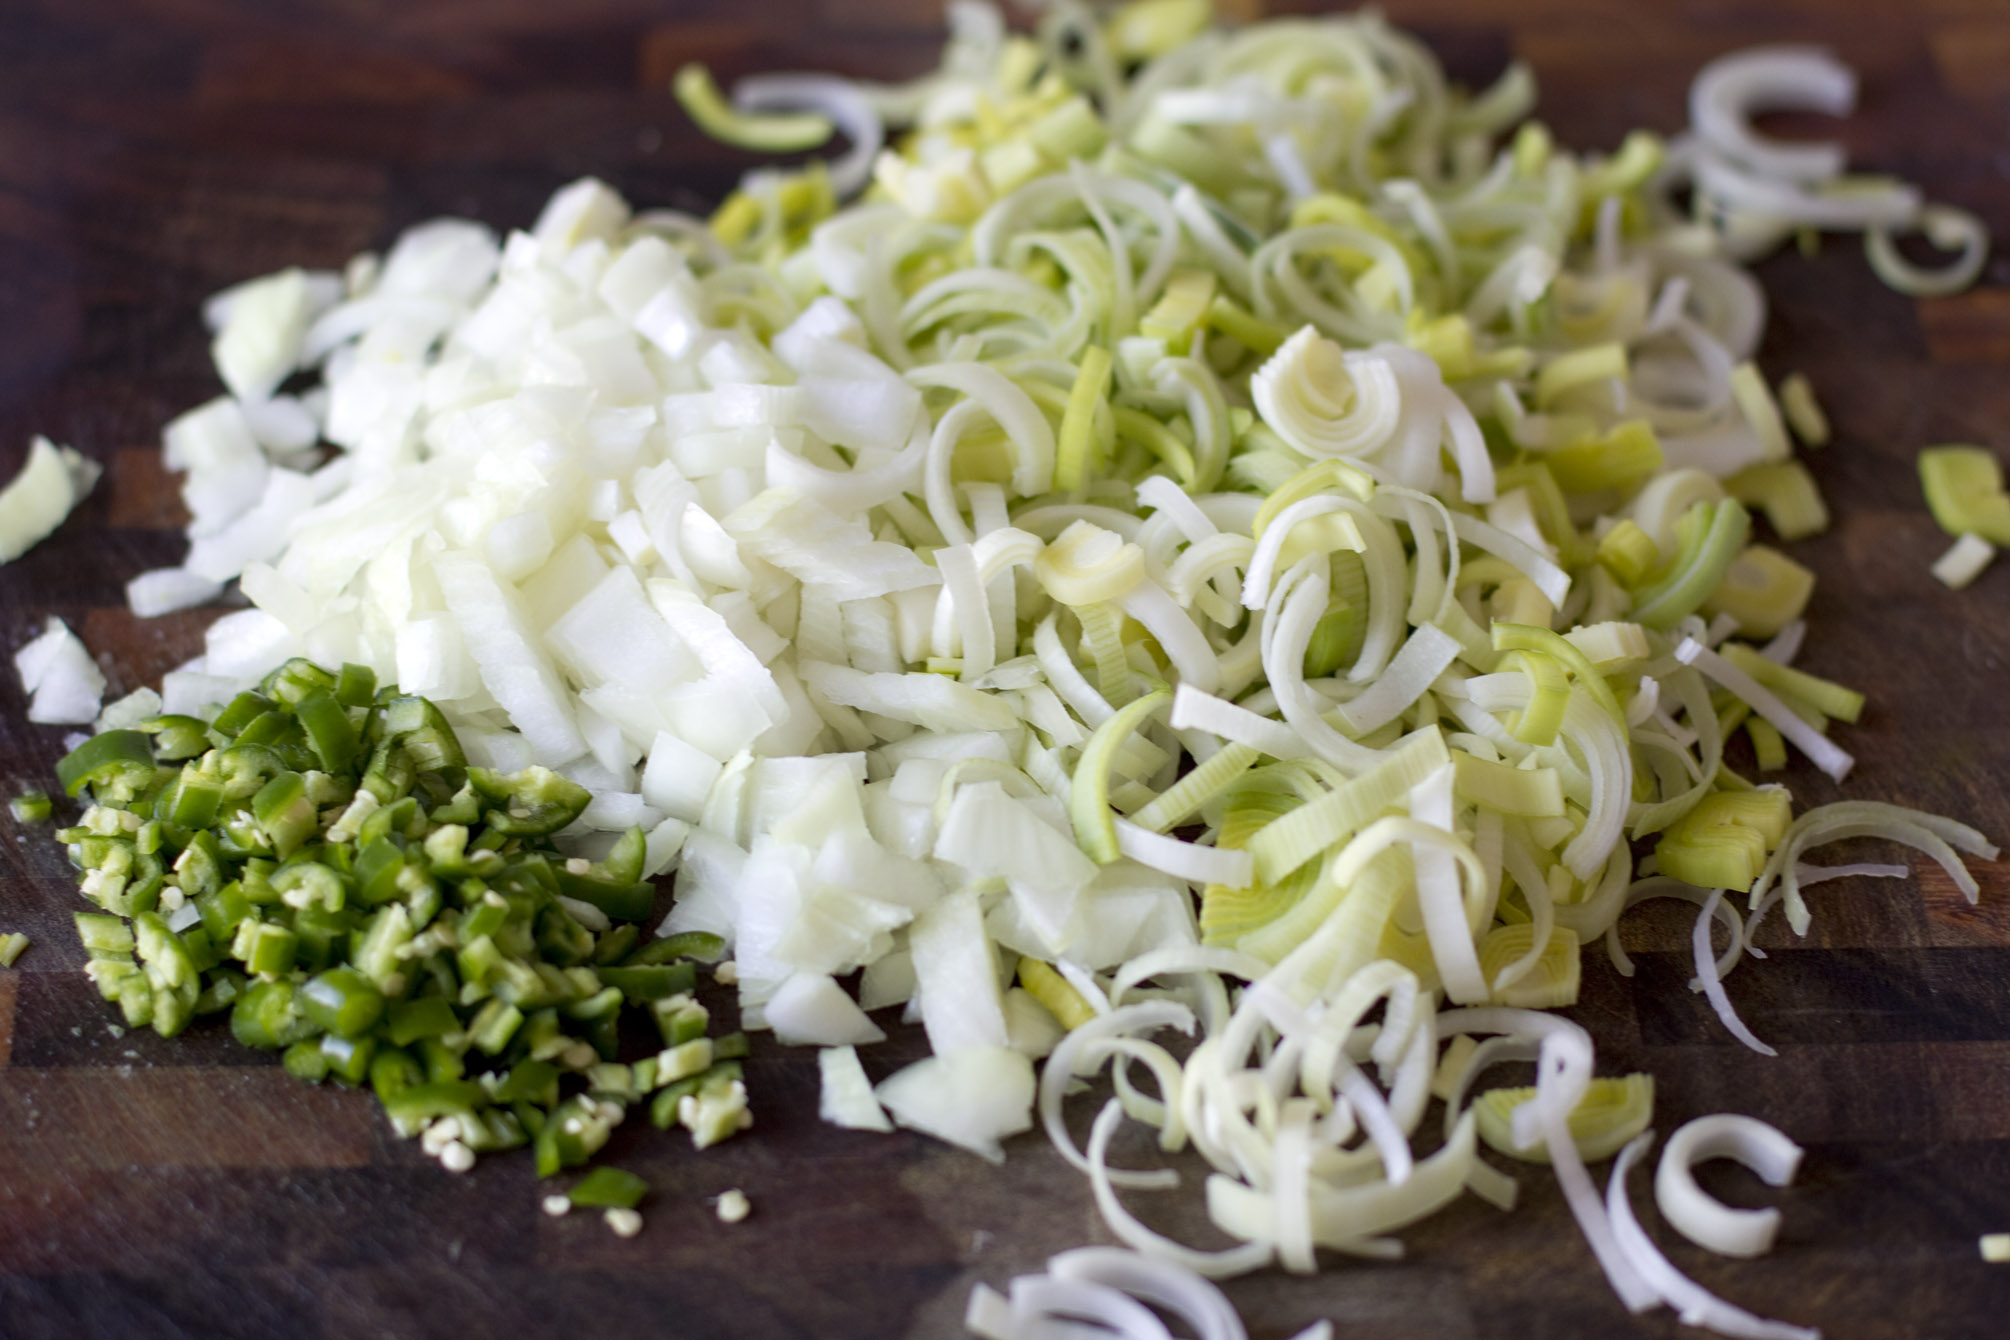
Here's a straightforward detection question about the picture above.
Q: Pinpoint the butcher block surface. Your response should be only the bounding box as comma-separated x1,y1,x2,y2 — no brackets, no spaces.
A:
3,1,2010,1336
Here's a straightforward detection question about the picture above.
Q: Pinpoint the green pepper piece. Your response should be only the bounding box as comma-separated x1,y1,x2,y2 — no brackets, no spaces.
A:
624,931,726,966
181,924,221,975
491,1058,560,1105
140,714,212,762
603,826,648,885
381,1081,486,1127
171,829,227,899
164,761,225,830
417,1036,466,1084
319,1031,376,1086
295,689,359,775
334,663,377,708
649,1080,694,1129
351,836,406,907
370,1045,423,1104
214,743,286,800
567,1166,648,1210
231,709,295,750
468,766,591,836
655,997,710,1047
300,966,386,1038
591,924,639,965
597,964,694,1003
11,790,52,823
386,995,460,1047
252,771,317,860
261,657,338,707
55,731,156,799
358,794,419,847
239,859,280,905
230,979,319,1049
232,919,297,976
457,895,510,944
382,696,467,772
554,870,656,923
468,997,524,1054
358,738,417,806
193,968,246,1015
290,906,353,974
580,1006,621,1061
457,933,502,988
284,1038,330,1083
125,851,166,916
211,690,276,737
272,861,346,914
74,911,135,956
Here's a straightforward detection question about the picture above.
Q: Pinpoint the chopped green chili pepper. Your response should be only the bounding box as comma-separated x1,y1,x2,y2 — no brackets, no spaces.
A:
334,663,378,708
44,660,747,1195
230,978,317,1049
10,791,51,824
468,766,591,836
567,1165,649,1210
55,731,157,799
300,966,386,1038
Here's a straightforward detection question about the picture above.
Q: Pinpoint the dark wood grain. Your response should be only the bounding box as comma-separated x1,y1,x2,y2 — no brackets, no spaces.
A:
3,2,2009,1337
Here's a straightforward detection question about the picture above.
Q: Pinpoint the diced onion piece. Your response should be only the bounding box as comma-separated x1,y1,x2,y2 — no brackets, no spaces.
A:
819,1045,894,1132
127,567,225,618
14,616,105,725
1932,533,1995,590
874,1046,1034,1164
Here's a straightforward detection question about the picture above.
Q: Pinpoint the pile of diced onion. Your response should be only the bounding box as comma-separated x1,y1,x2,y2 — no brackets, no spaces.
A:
17,2,2001,1337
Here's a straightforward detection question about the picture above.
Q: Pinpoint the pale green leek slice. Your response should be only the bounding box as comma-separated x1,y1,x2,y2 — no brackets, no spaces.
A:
1542,421,1664,494
1777,372,1830,447
1919,445,2010,544
1244,728,1451,886
1453,753,1565,818
1745,716,1788,772
674,64,835,153
1131,742,1260,834
1535,342,1628,410
1038,523,1145,608
1054,347,1116,492
1725,462,1829,541
1499,649,1569,747
1629,499,1751,630
1701,546,1815,640
1071,687,1172,863
1594,519,1659,588
1717,643,1863,724
1477,923,1580,1008
1474,1073,1653,1164
1493,623,1626,730
1655,788,1792,892
1018,958,1096,1031
1139,268,1218,346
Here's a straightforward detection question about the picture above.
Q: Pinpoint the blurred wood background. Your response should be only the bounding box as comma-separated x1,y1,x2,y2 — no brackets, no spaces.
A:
2,2,2009,1337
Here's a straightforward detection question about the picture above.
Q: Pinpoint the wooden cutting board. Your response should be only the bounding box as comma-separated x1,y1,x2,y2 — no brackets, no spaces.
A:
3,2,2008,1336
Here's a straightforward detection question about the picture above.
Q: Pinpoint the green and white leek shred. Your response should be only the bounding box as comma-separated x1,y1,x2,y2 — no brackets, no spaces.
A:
85,2,1999,1337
